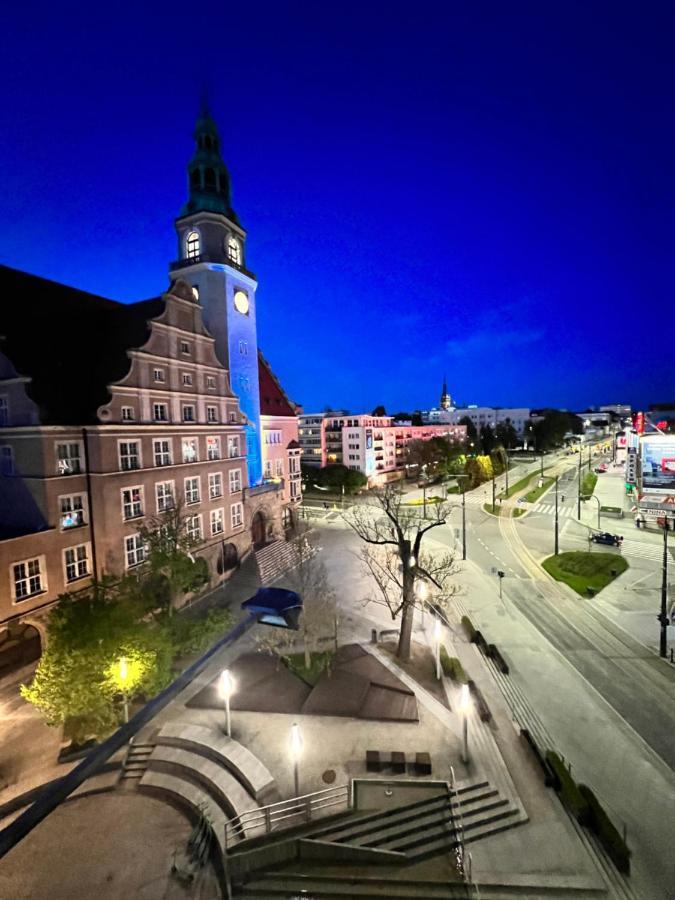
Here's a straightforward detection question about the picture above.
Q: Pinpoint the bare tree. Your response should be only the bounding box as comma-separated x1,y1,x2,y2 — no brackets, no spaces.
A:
343,484,459,660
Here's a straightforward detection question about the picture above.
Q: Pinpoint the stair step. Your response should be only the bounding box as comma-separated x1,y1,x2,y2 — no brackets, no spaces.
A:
120,771,145,779
235,875,470,898
313,796,449,844
406,809,522,860
386,805,519,854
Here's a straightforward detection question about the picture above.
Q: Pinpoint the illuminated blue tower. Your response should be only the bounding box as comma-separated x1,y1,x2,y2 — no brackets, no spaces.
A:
171,108,262,486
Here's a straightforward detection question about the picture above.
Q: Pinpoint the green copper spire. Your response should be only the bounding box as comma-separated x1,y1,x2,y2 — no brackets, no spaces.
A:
180,106,238,221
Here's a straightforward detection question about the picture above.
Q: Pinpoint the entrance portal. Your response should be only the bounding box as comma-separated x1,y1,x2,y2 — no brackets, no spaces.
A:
251,510,267,548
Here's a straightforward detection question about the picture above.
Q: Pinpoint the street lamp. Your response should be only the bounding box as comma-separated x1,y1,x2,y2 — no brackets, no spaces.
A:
658,516,673,659
459,683,471,763
118,656,129,724
434,617,442,680
290,722,303,797
577,447,582,519
554,475,560,556
416,579,428,627
583,494,601,529
219,669,235,738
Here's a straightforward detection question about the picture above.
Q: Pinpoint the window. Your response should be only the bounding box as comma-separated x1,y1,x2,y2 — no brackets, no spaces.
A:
119,441,140,471
121,406,134,421
186,230,200,259
182,405,195,422
153,439,172,466
207,406,218,423
227,436,240,458
185,476,200,504
186,514,202,541
231,502,243,529
264,460,272,478
182,438,198,462
122,487,144,520
60,494,85,529
180,340,190,355
206,436,221,460
125,534,145,568
1,446,14,476
153,403,168,422
290,479,301,499
0,396,8,426
153,368,165,383
13,557,45,601
210,508,224,535
182,372,193,386
229,468,242,493
209,472,223,499
227,235,241,265
156,481,174,512
229,411,237,423
275,459,284,477
206,375,216,390
64,544,90,582
57,442,82,475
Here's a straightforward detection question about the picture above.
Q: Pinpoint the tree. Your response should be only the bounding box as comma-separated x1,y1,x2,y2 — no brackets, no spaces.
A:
137,501,209,616
458,416,479,452
344,485,459,661
479,424,496,455
465,454,494,488
495,419,518,450
315,464,367,494
371,405,387,416
411,412,423,426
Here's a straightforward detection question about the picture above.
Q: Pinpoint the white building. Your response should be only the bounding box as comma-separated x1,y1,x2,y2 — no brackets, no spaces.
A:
450,406,531,437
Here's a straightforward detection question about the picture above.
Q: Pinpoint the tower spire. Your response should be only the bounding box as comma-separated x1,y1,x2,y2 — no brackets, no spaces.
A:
440,375,451,410
180,107,238,221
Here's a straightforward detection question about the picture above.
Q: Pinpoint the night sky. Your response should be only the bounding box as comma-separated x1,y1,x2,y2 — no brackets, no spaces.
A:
1,2,673,415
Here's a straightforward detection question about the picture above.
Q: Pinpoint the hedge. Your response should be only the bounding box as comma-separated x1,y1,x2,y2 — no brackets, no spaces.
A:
579,785,631,875
439,647,468,683
461,615,476,642
545,751,591,825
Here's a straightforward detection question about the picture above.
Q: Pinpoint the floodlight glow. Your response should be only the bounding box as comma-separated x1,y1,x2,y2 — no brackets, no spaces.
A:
290,722,303,758
219,669,234,700
459,683,471,713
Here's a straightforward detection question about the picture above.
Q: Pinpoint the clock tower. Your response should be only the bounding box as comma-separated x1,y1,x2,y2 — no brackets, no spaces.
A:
171,108,262,486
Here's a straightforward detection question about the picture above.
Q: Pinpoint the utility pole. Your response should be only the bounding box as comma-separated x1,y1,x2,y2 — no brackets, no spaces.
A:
492,475,496,513
461,487,467,560
659,517,673,658
577,449,582,519
504,451,509,496
540,451,544,476
554,475,559,556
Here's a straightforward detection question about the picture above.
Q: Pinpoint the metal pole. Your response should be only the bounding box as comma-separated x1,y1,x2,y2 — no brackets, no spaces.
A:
540,451,544,476
423,483,427,519
554,476,559,556
462,489,467,561
577,449,582,519
660,519,670,658
596,498,600,530
225,693,231,738
505,453,509,496
294,758,300,797
492,476,496,513
122,695,129,724
462,714,469,763
435,635,441,680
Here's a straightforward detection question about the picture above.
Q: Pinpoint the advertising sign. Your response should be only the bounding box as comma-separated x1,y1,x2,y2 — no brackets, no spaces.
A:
626,447,637,484
641,436,675,493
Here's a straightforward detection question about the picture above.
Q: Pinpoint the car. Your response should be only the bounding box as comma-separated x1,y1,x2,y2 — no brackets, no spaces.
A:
590,532,623,546
594,465,607,474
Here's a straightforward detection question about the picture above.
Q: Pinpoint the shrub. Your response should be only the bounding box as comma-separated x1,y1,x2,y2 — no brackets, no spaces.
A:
579,785,631,874
439,646,467,682
545,751,591,825
461,615,476,642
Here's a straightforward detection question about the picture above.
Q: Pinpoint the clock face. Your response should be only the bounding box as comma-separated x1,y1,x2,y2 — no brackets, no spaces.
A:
233,290,249,315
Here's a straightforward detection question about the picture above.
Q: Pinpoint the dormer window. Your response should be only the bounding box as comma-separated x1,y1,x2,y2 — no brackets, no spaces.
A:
186,231,200,259
227,236,241,265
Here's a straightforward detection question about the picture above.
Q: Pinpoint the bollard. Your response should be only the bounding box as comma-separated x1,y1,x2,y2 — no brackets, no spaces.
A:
371,628,377,644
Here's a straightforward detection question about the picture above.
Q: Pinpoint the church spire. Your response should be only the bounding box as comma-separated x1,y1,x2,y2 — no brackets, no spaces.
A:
180,106,238,221
440,375,451,410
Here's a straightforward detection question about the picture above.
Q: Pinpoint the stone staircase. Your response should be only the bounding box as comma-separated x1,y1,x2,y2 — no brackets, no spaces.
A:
254,540,301,584
120,739,155,781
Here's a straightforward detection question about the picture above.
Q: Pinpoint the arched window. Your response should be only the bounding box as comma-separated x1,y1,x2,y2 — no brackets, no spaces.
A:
227,236,241,265
186,231,200,259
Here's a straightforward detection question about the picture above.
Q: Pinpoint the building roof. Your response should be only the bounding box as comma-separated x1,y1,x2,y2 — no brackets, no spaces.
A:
258,350,299,418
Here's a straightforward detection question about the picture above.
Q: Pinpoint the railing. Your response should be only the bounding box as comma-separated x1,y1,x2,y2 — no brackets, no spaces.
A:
224,783,350,846
169,253,256,280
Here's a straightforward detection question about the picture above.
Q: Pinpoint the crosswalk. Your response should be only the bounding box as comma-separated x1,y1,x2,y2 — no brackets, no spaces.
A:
530,502,577,519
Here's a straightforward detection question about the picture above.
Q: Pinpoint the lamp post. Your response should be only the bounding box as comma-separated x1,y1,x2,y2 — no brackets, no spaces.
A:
118,656,129,724
504,451,509,496
434,617,442,680
290,722,302,797
492,474,496,513
416,579,428,628
584,494,601,529
459,683,471,764
540,450,544,476
659,517,673,659
554,476,559,556
219,669,235,738
577,449,582,519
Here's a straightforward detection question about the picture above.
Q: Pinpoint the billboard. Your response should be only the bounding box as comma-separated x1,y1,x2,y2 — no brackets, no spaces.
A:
641,436,675,493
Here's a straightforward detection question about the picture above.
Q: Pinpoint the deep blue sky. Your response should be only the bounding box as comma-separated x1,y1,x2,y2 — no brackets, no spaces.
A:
1,2,673,414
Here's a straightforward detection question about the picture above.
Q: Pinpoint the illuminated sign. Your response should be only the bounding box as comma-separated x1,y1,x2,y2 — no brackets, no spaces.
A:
632,412,645,434
626,447,637,484
641,436,675,493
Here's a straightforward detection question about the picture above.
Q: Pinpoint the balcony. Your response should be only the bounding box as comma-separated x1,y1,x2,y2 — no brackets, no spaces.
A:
169,253,256,281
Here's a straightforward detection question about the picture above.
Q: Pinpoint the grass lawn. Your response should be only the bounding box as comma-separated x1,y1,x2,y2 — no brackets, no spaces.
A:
483,502,504,516
379,640,449,708
523,476,555,504
542,551,628,596
283,650,335,686
500,472,534,498
581,472,598,498
403,496,444,506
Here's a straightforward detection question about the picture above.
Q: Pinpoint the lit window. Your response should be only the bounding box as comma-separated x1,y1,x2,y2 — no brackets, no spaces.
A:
60,494,85,529
186,231,200,259
210,508,224,536
121,406,134,421
182,372,193,386
209,472,223,499
231,502,243,529
119,441,140,471
125,534,145,568
186,514,202,541
206,436,221,461
156,481,174,512
180,340,191,355
0,396,8,426
182,438,198,462
64,544,90,582
207,406,218,423
185,476,200,504
183,405,195,422
154,439,172,467
153,403,168,422
122,487,144,520
57,442,82,475
227,236,241,265
229,468,242,493
227,436,240,458
206,375,216,390
153,368,165,383
13,557,45,600
1,446,14,476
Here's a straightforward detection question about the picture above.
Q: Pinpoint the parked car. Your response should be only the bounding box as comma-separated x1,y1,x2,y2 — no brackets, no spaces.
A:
590,532,623,546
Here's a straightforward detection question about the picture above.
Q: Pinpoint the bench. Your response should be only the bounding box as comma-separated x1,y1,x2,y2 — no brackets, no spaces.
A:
487,643,510,675
391,751,406,774
468,680,491,722
414,752,432,776
474,630,488,653
366,750,382,772
521,729,556,787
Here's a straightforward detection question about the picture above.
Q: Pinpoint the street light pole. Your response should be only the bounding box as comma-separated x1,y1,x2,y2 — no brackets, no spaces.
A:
219,669,234,738
460,684,470,764
434,618,442,680
492,475,496,513
577,449,582,519
554,475,559,556
290,722,302,797
540,451,544,476
659,518,672,659
504,452,509,496
461,488,467,561
423,482,427,519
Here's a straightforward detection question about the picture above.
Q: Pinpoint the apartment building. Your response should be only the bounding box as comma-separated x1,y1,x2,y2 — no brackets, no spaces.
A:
450,406,531,437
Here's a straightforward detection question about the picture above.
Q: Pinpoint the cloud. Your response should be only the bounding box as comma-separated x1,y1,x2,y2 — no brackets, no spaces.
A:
445,328,544,358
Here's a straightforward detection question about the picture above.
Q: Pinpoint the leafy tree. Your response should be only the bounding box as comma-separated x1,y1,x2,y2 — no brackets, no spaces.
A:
495,420,518,449
529,410,584,450
465,454,494,488
411,412,423,426
392,411,411,422
479,424,496,455
315,464,366,494
371,405,387,416
458,416,479,452
344,485,459,660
